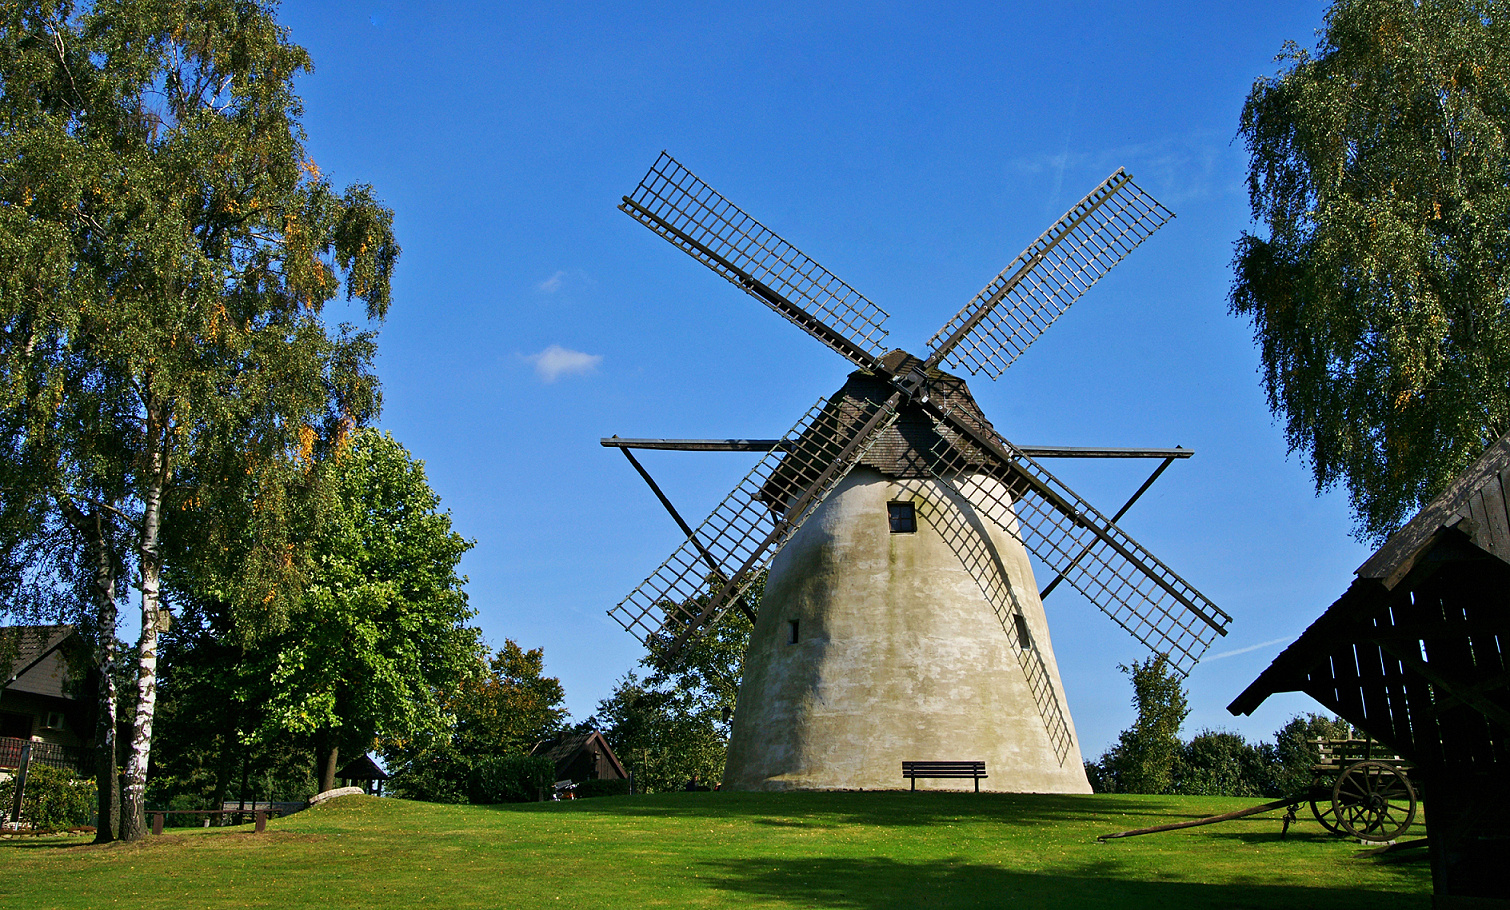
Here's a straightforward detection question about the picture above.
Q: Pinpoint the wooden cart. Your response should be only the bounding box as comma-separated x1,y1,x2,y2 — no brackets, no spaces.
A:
1098,734,1420,844
1304,737,1418,843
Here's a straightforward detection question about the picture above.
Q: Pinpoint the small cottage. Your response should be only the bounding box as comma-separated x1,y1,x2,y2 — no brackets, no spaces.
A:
530,730,627,786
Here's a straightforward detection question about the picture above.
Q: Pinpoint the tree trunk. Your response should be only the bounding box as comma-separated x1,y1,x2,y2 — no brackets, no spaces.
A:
59,502,122,844
320,740,340,794
121,432,168,842
88,511,120,844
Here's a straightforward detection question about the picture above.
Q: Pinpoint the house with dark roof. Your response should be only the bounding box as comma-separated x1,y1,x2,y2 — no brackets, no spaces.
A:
530,730,627,786
1,626,96,747
1229,432,1510,905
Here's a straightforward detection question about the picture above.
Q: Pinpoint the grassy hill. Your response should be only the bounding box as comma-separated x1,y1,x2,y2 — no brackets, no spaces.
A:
0,791,1429,909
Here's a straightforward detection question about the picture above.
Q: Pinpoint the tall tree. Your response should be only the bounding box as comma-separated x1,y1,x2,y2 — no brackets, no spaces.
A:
1087,656,1189,794
256,429,478,793
594,590,753,793
1232,0,1510,542
0,1,396,839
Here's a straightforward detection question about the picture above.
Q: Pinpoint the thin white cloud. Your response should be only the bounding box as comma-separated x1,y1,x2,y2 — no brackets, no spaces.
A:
526,344,602,382
537,271,567,293
1204,636,1293,662
1006,129,1242,208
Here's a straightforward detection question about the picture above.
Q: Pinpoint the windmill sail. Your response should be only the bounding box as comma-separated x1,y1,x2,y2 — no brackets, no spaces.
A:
608,393,898,658
925,170,1173,379
922,405,1230,675
913,480,1076,763
621,152,890,369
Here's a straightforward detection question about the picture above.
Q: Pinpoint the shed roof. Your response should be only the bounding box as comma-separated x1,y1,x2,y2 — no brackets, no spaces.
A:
1228,432,1510,769
335,753,389,781
530,730,627,780
1357,432,1510,587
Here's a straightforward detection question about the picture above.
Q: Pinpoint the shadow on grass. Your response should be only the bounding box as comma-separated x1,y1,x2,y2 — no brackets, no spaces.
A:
692,855,1430,910
0,837,95,850
474,790,1205,830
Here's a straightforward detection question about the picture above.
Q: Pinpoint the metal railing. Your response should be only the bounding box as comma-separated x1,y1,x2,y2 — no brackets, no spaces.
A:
0,736,90,776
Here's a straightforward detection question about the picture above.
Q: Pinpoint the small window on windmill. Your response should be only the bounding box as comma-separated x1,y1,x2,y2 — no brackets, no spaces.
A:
888,501,917,533
1014,614,1033,649
788,620,799,644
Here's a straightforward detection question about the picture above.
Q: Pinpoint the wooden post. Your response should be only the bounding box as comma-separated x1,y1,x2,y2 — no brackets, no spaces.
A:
1097,796,1297,841
9,741,31,826
254,811,266,834
151,812,163,836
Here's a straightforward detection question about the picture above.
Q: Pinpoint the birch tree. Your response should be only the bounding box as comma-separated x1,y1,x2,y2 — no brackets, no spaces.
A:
1232,0,1510,542
0,0,396,840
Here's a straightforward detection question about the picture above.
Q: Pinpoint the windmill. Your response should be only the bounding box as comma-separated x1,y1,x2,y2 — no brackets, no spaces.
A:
605,152,1231,792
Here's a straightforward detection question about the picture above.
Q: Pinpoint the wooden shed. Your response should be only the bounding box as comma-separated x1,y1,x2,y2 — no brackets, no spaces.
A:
1229,433,1510,906
530,731,627,785
335,753,389,795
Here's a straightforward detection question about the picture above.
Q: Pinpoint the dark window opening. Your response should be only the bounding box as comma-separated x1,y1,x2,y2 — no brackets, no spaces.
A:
1014,614,1033,649
788,620,799,644
888,501,917,533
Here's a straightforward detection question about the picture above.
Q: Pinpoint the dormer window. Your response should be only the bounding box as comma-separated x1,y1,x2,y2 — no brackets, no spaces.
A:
888,501,916,533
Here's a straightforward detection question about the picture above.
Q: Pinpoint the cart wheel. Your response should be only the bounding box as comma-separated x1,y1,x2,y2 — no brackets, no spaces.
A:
1309,795,1346,835
1331,760,1416,843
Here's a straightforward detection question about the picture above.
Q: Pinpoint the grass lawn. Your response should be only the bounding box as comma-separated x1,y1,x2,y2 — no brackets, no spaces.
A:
0,791,1429,909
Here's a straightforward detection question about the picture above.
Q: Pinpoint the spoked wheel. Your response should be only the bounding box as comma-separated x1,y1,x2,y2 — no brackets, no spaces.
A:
1331,760,1417,842
1309,792,1346,835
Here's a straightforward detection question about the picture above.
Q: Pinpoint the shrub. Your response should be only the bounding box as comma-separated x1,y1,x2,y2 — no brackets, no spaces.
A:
1173,730,1268,797
469,754,554,804
575,778,631,798
1,765,97,831
1268,714,1352,797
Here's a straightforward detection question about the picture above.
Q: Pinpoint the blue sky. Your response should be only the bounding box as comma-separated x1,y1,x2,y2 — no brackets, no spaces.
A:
276,0,1365,758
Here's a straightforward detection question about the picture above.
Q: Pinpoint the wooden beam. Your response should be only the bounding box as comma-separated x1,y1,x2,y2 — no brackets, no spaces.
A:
601,437,1193,459
1379,643,1510,729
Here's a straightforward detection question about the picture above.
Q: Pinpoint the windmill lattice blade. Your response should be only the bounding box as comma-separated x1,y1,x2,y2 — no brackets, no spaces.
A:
622,152,890,369
905,479,1074,764
926,170,1173,379
924,413,1229,676
609,394,898,649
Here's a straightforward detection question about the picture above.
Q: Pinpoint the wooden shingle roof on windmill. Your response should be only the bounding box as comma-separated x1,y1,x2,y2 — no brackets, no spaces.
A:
759,353,997,513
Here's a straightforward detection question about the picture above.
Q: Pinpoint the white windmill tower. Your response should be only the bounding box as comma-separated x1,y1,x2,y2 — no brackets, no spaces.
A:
604,153,1231,792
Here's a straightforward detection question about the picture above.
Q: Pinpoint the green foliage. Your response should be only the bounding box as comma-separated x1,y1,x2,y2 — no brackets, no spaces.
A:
1173,730,1269,798
146,607,321,810
381,737,469,804
1270,713,1353,797
1087,662,1353,799
456,641,569,757
468,754,554,804
2,765,96,831
0,0,401,836
380,638,568,804
594,586,755,793
256,430,479,771
1232,0,1510,543
1091,656,1189,794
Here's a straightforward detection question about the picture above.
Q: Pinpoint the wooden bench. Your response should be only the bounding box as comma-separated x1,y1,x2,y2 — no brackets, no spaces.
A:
902,761,987,792
148,808,284,836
